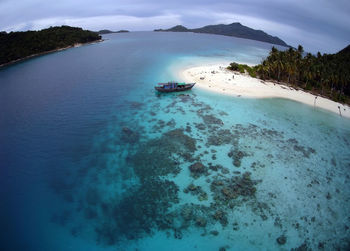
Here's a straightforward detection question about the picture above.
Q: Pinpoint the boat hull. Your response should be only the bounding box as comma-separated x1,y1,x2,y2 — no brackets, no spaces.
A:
155,83,195,93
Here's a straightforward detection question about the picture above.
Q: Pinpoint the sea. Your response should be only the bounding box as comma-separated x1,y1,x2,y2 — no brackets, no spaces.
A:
0,31,349,251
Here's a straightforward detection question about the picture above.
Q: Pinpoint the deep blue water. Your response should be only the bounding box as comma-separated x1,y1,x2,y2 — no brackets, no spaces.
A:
1,32,350,251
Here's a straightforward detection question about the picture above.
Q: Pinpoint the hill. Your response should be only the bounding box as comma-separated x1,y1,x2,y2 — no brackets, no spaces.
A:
98,30,130,34
155,22,288,47
155,25,189,32
0,26,101,66
337,44,350,55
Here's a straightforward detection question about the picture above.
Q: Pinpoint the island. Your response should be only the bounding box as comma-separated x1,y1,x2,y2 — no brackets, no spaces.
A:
0,25,102,66
154,23,288,47
181,44,350,117
97,29,130,34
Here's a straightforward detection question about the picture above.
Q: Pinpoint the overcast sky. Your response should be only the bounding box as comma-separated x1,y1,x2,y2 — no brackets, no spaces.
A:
1,0,349,53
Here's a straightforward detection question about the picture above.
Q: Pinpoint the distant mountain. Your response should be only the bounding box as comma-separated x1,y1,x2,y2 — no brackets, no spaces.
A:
98,29,129,34
155,25,188,32
155,23,288,47
337,44,350,55
116,30,129,33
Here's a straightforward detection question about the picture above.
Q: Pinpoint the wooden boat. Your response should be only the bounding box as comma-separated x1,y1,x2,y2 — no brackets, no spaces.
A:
155,82,195,93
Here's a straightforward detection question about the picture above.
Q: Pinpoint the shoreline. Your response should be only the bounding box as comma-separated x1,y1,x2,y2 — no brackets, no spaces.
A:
180,63,350,119
0,39,104,68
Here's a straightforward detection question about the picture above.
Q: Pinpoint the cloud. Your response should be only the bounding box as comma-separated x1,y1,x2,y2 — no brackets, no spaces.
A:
2,14,182,32
0,0,349,53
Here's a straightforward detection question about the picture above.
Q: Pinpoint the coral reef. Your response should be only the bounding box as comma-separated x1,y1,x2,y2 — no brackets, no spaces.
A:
48,94,349,250
189,162,208,178
121,127,140,144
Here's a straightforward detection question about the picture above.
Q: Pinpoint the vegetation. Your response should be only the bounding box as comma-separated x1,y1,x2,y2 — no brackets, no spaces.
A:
228,62,257,77
0,26,101,65
228,45,350,104
155,23,288,47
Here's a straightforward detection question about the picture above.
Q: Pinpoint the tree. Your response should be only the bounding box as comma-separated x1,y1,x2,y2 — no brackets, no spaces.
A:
228,44,350,104
0,26,101,65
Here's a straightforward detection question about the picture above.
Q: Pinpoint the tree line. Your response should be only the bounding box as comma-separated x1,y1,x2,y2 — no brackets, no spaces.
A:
0,26,101,65
228,44,350,104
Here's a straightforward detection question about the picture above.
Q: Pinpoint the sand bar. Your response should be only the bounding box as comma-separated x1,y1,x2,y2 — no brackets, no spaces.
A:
180,64,350,119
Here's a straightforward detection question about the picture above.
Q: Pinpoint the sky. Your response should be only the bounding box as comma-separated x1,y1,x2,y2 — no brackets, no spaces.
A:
0,0,349,53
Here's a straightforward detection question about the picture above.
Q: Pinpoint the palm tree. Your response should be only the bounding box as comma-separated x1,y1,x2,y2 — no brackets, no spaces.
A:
296,45,304,83
276,52,285,82
251,43,349,104
297,45,304,56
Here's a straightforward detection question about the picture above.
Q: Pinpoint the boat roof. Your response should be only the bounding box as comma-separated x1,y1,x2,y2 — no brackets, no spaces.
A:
157,82,187,86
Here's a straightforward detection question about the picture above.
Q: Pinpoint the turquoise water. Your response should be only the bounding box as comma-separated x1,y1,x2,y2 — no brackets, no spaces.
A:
1,32,350,251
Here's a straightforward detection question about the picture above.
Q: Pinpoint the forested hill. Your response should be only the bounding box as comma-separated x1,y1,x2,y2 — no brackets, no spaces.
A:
97,29,129,34
337,44,350,55
0,26,101,66
154,23,288,47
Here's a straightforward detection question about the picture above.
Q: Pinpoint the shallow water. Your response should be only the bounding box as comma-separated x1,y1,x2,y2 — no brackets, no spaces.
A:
1,32,350,251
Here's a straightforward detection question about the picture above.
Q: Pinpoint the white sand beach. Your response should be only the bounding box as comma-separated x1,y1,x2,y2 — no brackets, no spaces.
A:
180,64,350,119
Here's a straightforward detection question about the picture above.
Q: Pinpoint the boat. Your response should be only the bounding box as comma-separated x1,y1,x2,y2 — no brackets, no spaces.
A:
155,82,195,93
